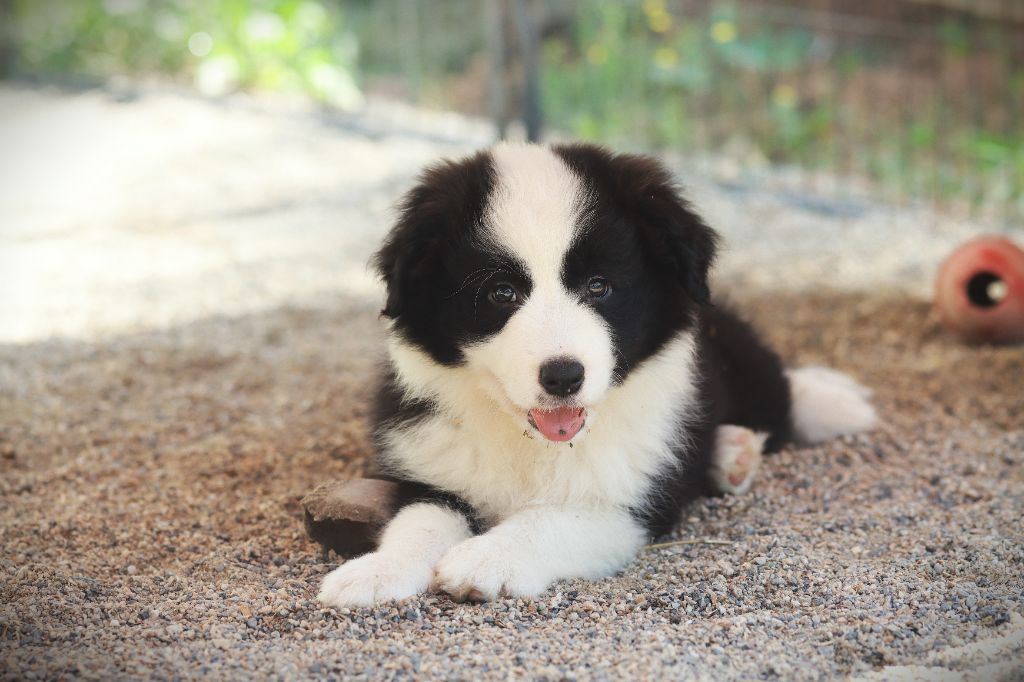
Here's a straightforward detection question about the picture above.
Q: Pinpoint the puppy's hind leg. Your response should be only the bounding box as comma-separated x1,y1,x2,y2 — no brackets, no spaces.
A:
710,425,768,496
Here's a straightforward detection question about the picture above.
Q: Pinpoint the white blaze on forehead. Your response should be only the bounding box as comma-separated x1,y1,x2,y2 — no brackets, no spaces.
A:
466,143,614,412
484,143,587,285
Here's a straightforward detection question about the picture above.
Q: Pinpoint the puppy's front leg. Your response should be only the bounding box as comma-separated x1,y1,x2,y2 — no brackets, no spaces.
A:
433,506,647,602
317,502,472,608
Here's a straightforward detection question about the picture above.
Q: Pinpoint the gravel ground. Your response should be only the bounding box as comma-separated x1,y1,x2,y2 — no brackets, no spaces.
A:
1,84,1023,680
2,294,1022,680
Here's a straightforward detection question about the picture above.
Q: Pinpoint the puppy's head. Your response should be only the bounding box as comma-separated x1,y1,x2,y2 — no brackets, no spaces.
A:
376,143,717,443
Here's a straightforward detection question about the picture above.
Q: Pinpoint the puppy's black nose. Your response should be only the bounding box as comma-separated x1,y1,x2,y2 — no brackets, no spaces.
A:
539,358,585,397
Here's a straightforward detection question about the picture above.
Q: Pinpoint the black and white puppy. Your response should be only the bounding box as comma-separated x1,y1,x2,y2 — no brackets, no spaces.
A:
318,143,876,607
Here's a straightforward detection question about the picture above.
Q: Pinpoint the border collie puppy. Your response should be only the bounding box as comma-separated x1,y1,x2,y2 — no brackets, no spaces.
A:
318,143,876,607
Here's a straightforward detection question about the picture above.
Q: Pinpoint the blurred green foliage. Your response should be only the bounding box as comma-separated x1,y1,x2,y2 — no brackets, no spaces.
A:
542,2,841,150
540,1,1024,218
6,0,1022,218
11,0,361,107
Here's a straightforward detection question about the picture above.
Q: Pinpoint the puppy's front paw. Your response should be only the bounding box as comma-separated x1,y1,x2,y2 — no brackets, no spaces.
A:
317,552,430,608
432,535,547,602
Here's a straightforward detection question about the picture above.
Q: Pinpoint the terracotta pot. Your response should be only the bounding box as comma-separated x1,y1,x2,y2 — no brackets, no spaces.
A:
934,235,1024,344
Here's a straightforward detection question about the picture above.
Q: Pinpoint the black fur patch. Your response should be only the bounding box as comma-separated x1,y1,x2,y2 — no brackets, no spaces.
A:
699,305,793,454
371,368,436,448
553,143,719,379
383,478,485,535
632,306,794,537
373,150,532,366
554,144,718,303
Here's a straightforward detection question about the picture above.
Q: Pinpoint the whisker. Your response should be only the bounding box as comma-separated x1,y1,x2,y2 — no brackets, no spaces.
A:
446,267,497,299
473,270,502,322
483,251,522,277
611,346,629,384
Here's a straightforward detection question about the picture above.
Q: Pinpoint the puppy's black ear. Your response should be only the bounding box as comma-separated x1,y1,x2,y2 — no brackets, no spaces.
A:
373,152,494,318
374,179,447,318
374,232,438,319
636,185,719,305
372,201,423,319
555,144,719,305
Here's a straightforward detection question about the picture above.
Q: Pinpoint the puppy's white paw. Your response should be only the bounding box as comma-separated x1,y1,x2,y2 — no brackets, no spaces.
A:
710,425,767,496
432,535,547,602
317,552,430,608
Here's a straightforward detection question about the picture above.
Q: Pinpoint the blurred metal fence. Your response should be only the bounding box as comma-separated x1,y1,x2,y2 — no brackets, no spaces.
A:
346,0,1024,225
6,0,1018,223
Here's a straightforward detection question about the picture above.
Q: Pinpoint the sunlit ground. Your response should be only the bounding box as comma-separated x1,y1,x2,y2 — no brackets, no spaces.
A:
0,84,486,343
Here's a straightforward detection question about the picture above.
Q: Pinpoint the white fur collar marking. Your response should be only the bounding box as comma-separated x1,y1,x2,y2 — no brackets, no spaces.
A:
382,331,698,521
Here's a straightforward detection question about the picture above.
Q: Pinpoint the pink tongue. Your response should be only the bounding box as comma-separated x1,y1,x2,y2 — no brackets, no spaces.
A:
529,407,586,442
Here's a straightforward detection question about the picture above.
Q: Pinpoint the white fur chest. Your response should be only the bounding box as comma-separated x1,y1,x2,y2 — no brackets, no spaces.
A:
380,332,699,523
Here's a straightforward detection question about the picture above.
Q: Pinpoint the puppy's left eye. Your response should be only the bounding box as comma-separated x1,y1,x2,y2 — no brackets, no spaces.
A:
587,276,611,299
489,283,518,304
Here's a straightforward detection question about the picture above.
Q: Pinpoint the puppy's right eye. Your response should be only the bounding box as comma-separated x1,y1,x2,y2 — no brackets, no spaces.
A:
489,283,518,304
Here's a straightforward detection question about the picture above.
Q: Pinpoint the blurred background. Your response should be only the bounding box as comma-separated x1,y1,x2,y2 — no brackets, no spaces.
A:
2,0,1023,342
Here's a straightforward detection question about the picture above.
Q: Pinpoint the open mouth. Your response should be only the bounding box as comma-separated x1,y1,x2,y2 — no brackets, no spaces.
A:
527,406,587,442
